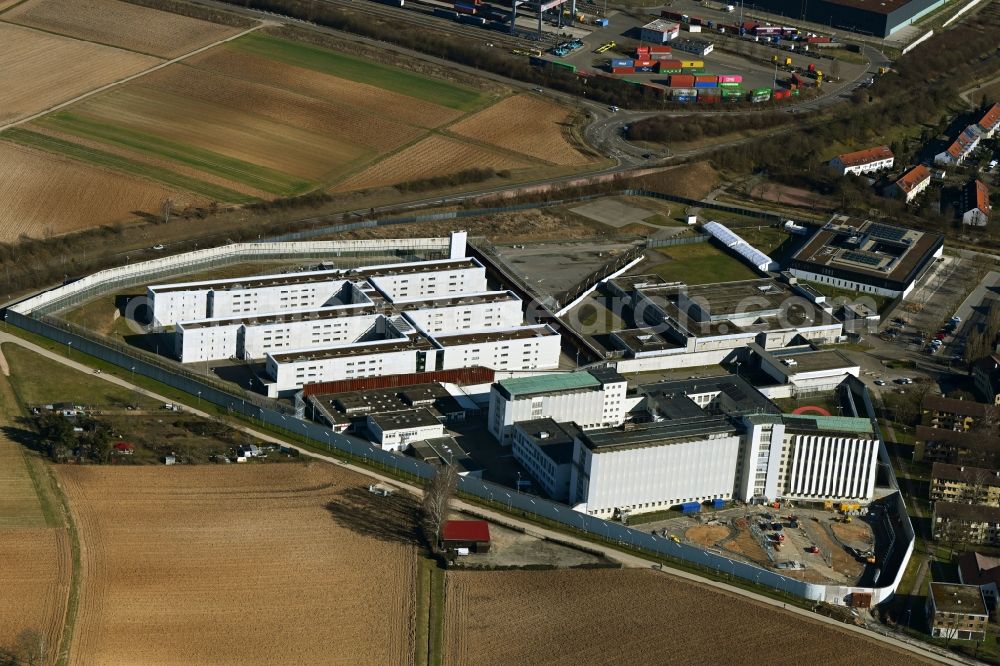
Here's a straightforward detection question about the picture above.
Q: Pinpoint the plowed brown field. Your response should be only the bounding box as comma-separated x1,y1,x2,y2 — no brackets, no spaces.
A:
60,464,416,666
0,23,158,125
686,524,730,547
334,134,534,192
3,0,241,58
448,94,590,166
444,569,925,666
0,142,198,241
0,528,71,654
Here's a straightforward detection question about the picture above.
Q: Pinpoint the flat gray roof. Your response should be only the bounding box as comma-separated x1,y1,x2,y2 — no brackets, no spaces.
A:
179,304,379,329
580,417,738,452
514,418,578,465
929,582,988,616
269,336,434,363
369,408,442,431
433,325,555,347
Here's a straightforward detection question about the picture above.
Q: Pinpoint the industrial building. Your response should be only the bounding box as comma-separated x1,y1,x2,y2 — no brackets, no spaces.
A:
829,146,895,177
926,583,989,641
264,323,560,397
747,342,860,398
366,409,446,451
512,419,579,500
607,275,843,372
307,382,467,435
788,215,944,297
745,0,948,37
501,373,878,514
148,233,564,397
890,165,931,204
488,367,634,444
640,18,679,42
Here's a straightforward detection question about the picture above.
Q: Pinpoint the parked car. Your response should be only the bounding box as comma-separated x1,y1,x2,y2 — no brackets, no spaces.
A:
874,379,887,386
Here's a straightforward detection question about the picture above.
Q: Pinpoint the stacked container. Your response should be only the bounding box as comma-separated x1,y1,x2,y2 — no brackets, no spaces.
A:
667,74,696,87
657,59,683,74
718,74,742,86
694,75,718,88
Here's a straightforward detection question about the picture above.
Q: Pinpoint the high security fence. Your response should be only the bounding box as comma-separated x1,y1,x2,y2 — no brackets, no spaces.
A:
4,296,913,606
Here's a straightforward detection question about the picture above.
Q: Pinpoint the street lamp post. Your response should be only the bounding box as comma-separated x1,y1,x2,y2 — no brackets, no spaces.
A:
67,341,72,358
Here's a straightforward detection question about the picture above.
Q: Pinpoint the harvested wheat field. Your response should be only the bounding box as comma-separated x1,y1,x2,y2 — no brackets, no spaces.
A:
0,528,71,654
685,524,730,548
334,134,535,192
448,94,591,166
444,569,926,666
0,142,197,241
60,464,416,666
0,23,158,125
2,0,242,58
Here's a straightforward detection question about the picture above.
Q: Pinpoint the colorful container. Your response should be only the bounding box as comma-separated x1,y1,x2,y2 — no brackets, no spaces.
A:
610,58,633,67
611,66,635,74
718,74,743,83
668,74,696,87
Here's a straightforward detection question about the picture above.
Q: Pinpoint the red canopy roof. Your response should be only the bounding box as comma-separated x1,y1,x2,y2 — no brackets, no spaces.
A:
114,442,135,450
442,519,490,542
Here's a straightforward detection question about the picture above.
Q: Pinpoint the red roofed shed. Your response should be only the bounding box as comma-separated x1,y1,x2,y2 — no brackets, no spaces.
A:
441,519,491,553
113,442,135,455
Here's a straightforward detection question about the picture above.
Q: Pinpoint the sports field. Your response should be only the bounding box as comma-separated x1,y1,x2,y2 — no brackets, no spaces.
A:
646,241,762,284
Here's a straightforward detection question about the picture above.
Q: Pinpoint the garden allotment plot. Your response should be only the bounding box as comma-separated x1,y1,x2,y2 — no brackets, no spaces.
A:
16,32,490,201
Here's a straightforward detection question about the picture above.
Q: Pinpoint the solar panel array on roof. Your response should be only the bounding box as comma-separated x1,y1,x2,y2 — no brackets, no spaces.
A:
843,250,883,266
868,223,906,242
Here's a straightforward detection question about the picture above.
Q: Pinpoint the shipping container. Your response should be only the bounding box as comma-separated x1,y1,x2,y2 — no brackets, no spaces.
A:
659,59,683,68
649,44,672,53
594,17,609,26
694,81,717,88
695,75,718,83
678,59,704,68
454,2,477,14
529,55,547,67
635,66,656,72
611,66,635,74
697,96,720,104
458,13,486,24
636,46,650,55
721,88,743,95
673,95,694,102
669,87,697,96
719,82,742,88
680,501,701,514
718,74,742,83
610,58,633,67
433,8,458,19
658,67,682,74
634,58,655,67
681,68,705,74
668,74,696,87
551,60,577,72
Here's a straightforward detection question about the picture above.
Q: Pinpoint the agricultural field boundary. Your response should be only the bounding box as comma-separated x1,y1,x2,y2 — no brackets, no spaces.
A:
0,22,263,133
0,328,950,665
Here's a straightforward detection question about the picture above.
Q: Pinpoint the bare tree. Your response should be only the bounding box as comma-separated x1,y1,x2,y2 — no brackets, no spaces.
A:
16,628,44,666
160,198,174,225
421,464,458,551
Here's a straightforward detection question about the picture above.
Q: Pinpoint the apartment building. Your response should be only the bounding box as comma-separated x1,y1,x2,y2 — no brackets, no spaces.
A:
829,145,895,177
934,501,1000,546
931,463,1000,506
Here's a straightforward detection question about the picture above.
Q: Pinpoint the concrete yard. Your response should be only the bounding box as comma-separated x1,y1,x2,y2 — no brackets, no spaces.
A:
495,239,643,297
571,199,659,228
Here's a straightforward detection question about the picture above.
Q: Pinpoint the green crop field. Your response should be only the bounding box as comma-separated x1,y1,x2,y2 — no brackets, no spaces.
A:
3,128,257,203
231,32,486,111
650,242,761,284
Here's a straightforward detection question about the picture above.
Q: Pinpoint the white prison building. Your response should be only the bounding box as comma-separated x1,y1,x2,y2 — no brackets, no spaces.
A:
433,325,561,373
397,291,523,333
488,368,633,444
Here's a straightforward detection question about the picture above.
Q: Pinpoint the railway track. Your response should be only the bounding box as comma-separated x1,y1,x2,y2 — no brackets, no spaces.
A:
317,0,556,49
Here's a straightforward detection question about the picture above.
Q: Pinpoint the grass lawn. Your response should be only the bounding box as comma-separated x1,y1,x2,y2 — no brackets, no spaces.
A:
3,344,157,409
734,225,790,254
35,113,312,196
2,128,257,203
802,280,891,313
643,214,684,227
231,33,486,111
650,242,761,285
